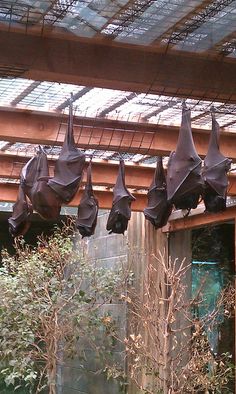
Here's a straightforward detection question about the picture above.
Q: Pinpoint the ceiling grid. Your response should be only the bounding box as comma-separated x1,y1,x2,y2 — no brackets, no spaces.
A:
0,0,234,198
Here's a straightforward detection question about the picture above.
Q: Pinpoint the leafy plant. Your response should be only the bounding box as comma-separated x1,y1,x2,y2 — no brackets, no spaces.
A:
124,254,235,394
0,221,128,393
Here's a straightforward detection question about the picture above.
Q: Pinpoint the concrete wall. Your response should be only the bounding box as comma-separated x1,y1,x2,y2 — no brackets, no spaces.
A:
57,211,192,394
58,210,128,394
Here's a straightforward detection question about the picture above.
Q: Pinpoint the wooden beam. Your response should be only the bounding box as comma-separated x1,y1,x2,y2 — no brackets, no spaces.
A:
165,204,236,232
0,153,236,195
0,154,154,190
0,30,236,102
0,108,236,160
0,183,146,211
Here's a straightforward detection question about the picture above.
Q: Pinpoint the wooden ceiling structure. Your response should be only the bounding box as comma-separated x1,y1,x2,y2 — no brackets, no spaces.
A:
0,0,236,230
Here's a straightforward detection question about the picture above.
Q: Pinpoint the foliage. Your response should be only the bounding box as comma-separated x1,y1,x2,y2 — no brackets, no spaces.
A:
0,221,128,394
124,254,235,394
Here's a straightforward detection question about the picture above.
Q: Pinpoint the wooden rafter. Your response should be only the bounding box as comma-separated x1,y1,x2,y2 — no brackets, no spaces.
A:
165,203,236,232
0,183,146,211
0,31,236,102
0,108,235,160
0,153,235,194
0,154,152,190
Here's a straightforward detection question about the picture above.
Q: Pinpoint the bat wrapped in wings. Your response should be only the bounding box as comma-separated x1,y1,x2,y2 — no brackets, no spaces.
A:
8,185,33,237
202,111,231,212
48,97,86,203
106,159,135,234
76,161,99,238
21,146,62,220
166,105,203,211
144,156,172,229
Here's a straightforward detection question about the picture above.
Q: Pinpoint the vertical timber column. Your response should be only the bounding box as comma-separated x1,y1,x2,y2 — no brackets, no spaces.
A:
169,230,191,260
127,212,169,393
168,229,192,389
235,217,236,370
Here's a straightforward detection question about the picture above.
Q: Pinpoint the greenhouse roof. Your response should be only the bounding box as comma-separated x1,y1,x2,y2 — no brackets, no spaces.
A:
0,0,235,208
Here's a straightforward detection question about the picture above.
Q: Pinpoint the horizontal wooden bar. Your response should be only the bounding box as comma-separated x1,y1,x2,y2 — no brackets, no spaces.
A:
0,154,154,190
0,108,236,160
165,204,236,232
0,30,236,102
0,153,235,195
0,183,147,211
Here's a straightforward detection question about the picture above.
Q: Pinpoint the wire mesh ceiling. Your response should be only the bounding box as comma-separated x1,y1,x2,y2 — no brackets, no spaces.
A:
0,75,235,173
0,77,236,129
0,0,235,56
0,0,235,188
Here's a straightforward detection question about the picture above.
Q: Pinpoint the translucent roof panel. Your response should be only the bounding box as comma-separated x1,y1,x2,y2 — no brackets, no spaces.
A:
72,88,132,118
112,0,204,45
0,77,235,132
0,1,54,24
0,0,235,56
175,1,236,52
2,141,160,169
16,82,86,111
0,0,131,38
0,78,33,106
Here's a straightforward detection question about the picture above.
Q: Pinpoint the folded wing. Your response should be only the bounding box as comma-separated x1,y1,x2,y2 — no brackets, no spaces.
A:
202,112,231,212
21,146,61,220
144,157,172,228
106,159,135,234
8,185,33,237
76,161,99,238
166,105,203,210
47,98,85,203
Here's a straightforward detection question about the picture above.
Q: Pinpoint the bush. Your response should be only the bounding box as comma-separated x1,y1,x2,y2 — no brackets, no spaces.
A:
0,222,127,394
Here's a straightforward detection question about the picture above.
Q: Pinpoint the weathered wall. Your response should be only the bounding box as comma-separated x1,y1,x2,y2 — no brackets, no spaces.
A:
126,214,192,393
58,210,128,394
57,211,192,394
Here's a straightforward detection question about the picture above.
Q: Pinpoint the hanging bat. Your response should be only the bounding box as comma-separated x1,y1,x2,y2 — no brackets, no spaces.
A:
202,112,232,212
166,105,203,211
106,159,135,234
76,161,99,238
48,98,86,203
144,156,172,229
21,146,61,220
8,185,33,237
